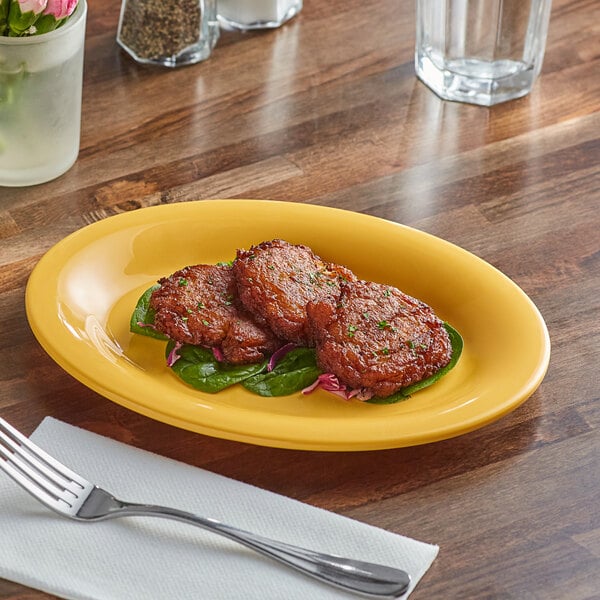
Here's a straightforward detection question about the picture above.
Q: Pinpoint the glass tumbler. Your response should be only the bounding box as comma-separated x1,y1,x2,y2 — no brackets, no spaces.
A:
415,0,552,106
117,0,219,67
0,0,87,187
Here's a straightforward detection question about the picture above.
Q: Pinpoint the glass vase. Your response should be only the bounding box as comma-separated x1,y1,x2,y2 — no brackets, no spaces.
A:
0,0,87,187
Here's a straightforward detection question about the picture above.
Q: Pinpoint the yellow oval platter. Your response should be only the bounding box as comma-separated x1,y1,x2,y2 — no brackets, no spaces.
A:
25,200,550,451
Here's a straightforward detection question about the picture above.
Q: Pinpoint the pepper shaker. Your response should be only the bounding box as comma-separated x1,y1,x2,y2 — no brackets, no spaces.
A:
117,0,219,67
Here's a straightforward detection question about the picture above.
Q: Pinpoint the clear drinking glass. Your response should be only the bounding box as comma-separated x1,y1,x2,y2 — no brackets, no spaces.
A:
415,0,552,106
0,0,87,187
117,0,219,67
217,0,302,31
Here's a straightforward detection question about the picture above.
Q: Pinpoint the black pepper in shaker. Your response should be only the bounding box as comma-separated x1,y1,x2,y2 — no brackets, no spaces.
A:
117,0,219,67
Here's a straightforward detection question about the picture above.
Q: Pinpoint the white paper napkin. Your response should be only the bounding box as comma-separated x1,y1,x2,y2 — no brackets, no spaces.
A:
0,417,438,599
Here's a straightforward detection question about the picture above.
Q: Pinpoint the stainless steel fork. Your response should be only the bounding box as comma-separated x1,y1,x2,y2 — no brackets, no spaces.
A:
0,417,411,599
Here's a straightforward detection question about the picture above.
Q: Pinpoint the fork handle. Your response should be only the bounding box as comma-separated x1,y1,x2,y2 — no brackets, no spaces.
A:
109,502,411,598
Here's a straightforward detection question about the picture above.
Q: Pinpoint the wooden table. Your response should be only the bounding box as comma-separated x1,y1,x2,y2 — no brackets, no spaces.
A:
1,0,599,598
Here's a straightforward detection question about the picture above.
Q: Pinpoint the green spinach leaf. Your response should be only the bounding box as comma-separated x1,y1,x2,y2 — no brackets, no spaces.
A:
129,285,168,341
167,341,267,393
242,348,321,397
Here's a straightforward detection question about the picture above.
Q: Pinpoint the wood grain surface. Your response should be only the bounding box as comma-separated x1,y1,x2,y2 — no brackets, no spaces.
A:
1,0,599,598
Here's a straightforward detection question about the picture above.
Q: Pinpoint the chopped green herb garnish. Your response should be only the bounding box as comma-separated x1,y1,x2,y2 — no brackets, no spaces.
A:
178,278,188,287
377,320,390,330
347,325,358,338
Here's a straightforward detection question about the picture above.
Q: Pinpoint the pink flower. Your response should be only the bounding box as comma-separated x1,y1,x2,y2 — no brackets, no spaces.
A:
7,0,47,35
18,0,78,34
15,0,47,14
5,0,79,36
42,0,77,19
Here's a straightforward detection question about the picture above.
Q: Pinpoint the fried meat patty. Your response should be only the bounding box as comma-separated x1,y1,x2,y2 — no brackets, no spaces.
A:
232,239,355,345
307,280,452,398
149,264,280,364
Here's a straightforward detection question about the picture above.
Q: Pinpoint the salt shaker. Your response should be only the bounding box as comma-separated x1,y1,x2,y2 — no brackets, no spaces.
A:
218,0,302,31
117,0,219,67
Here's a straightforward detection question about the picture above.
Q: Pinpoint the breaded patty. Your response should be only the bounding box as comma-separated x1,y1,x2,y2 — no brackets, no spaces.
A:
149,264,280,364
306,280,452,398
232,239,355,345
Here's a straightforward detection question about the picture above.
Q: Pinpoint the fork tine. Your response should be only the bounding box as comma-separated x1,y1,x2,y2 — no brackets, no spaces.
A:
0,418,87,485
0,429,76,494
0,418,88,506
0,435,78,503
0,444,69,509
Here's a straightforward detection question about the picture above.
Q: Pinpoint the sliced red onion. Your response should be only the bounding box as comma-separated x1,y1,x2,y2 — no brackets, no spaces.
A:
302,373,372,401
166,341,183,367
354,388,374,401
317,373,343,390
326,388,353,400
302,373,343,395
137,321,158,330
267,343,296,372
301,378,321,394
212,346,225,362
